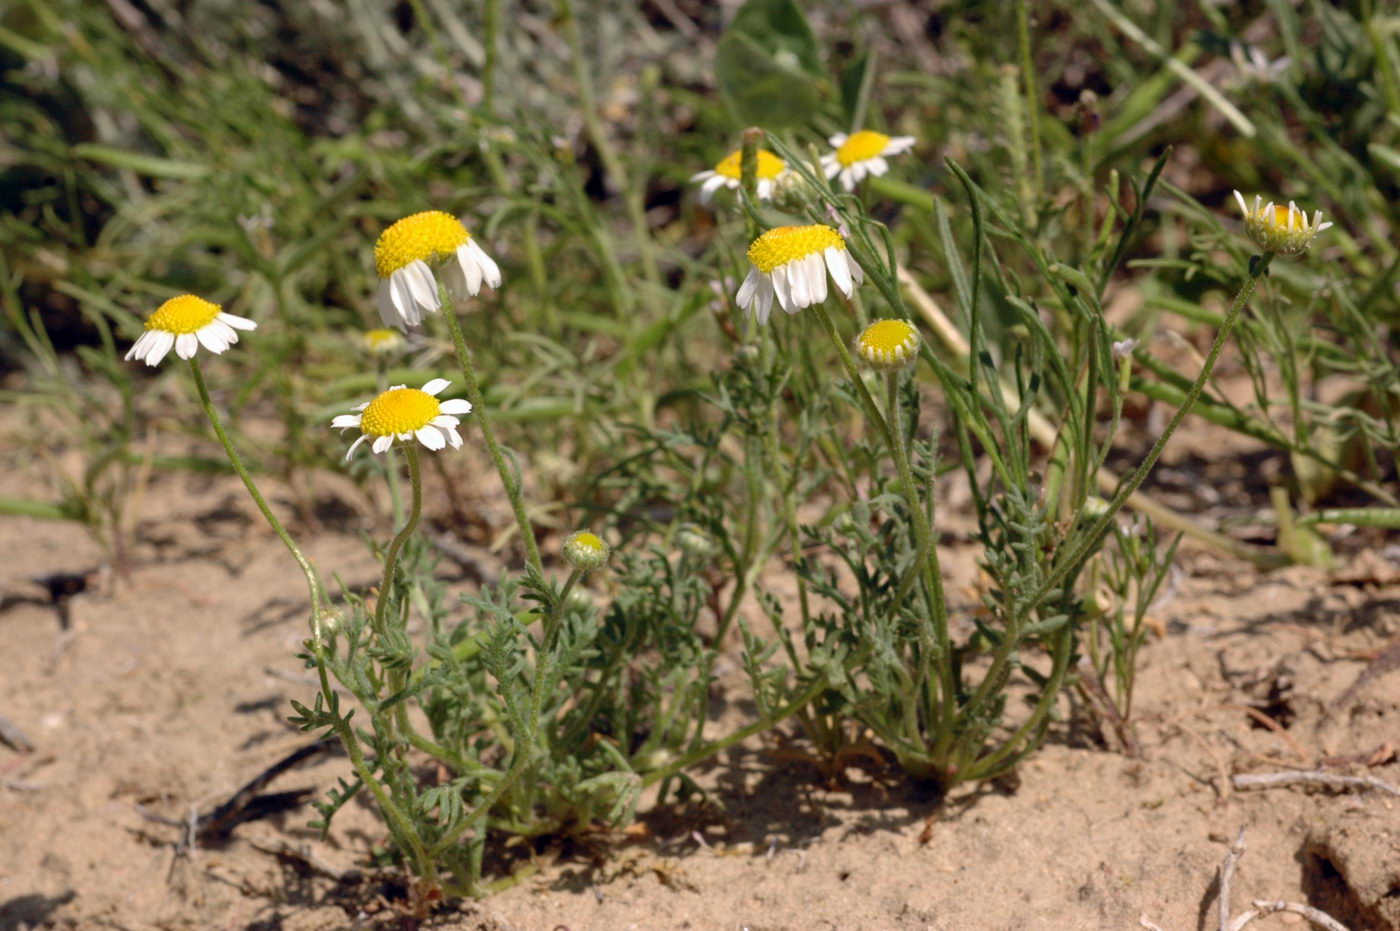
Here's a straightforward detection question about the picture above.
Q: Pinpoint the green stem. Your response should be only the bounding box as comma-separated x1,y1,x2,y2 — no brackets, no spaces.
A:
189,358,325,624
375,446,421,636
441,310,543,575
1031,253,1275,612
810,303,955,741
428,569,581,864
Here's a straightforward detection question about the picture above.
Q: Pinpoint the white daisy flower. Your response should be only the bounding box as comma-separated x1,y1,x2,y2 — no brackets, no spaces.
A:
690,148,793,204
734,224,864,325
124,294,257,367
332,378,473,460
821,130,917,191
1232,191,1333,256
373,210,501,329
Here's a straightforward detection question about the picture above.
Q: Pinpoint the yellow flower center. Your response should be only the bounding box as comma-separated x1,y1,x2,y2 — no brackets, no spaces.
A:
568,531,606,554
374,211,470,279
714,149,787,181
1259,204,1303,231
359,387,442,437
146,295,221,334
836,131,891,167
747,225,845,274
857,320,920,368
363,328,404,352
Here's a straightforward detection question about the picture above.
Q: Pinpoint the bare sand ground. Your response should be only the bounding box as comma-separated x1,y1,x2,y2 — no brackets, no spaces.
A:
3,421,1398,931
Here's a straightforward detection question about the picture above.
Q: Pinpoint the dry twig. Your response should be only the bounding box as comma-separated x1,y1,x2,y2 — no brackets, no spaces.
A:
1231,768,1400,797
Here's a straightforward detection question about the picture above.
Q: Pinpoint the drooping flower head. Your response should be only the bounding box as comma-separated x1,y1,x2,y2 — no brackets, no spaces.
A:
562,530,611,571
373,211,501,329
690,149,793,204
1233,191,1332,256
856,319,921,370
125,294,257,367
332,378,472,460
821,131,916,191
734,224,864,324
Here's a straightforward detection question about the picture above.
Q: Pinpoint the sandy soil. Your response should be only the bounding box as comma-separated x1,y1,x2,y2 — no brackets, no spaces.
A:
3,416,1399,931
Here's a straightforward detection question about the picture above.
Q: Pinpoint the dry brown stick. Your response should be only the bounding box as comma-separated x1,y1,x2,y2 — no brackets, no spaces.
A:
1227,900,1349,931
1222,703,1311,767
1219,826,1246,931
1231,768,1400,797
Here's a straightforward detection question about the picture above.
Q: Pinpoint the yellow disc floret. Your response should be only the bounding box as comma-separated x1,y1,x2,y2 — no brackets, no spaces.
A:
836,131,891,167
747,225,846,274
1260,204,1303,232
563,530,611,570
374,211,471,279
358,387,442,437
714,149,787,180
146,295,222,334
857,319,920,370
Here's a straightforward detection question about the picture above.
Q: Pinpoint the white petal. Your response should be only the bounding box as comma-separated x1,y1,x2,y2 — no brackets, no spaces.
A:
195,326,228,354
444,426,463,449
421,377,451,396
753,278,774,324
439,399,473,415
345,434,369,460
701,174,731,197
208,319,239,344
788,254,812,308
825,247,854,297
431,414,459,429
456,246,483,295
847,253,865,285
805,253,828,306
124,331,152,362
840,167,858,191
756,179,773,200
868,157,890,177
146,331,175,366
885,136,916,155
331,414,362,430
821,155,840,179
372,435,394,454
828,133,848,146
689,170,716,185
468,240,501,289
377,281,399,328
389,273,417,324
175,333,199,359
736,267,761,309
415,426,446,450
405,261,441,312
217,312,257,331
1233,190,1249,218
770,263,792,311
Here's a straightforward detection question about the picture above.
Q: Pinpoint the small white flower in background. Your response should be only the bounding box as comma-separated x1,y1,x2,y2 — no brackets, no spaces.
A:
361,328,406,355
1111,338,1137,359
1228,41,1291,86
125,294,257,366
332,378,472,460
821,130,916,191
690,148,794,204
734,224,864,325
374,210,501,329
1233,191,1333,256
